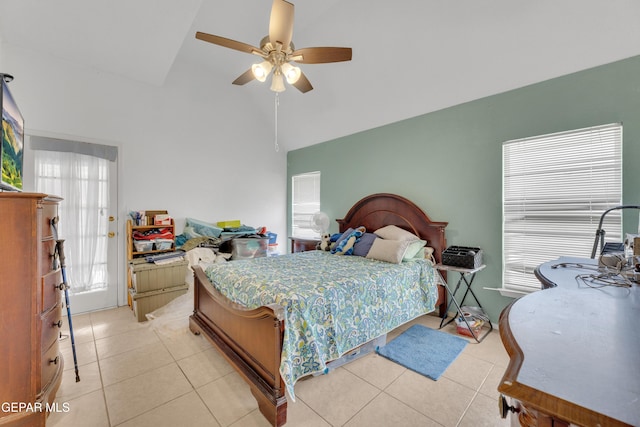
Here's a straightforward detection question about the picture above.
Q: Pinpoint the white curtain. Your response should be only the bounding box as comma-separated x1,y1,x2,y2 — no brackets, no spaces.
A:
34,150,109,294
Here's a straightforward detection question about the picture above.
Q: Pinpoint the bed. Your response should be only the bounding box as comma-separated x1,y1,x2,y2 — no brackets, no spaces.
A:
189,193,448,426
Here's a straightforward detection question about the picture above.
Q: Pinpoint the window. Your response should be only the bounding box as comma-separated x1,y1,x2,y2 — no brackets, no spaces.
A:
502,123,622,293
291,171,320,238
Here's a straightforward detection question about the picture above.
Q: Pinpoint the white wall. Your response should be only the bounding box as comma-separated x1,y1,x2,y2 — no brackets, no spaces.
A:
3,44,288,306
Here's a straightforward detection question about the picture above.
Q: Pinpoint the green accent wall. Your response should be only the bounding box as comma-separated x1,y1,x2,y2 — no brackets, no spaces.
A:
287,55,640,323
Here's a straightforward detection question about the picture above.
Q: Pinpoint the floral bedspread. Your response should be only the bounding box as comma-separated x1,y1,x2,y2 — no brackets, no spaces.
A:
204,250,437,399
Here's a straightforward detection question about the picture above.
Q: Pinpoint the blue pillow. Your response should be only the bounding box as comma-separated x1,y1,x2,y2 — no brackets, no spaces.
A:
334,228,354,246
353,233,378,257
329,233,342,242
332,227,366,255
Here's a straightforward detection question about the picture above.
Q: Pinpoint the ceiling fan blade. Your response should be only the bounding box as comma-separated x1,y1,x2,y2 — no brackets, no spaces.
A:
196,32,263,56
291,47,352,64
232,68,256,86
292,71,313,93
269,0,294,49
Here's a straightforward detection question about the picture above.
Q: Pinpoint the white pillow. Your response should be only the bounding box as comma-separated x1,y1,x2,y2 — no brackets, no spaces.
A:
403,247,426,262
375,225,420,242
403,239,427,261
366,239,412,264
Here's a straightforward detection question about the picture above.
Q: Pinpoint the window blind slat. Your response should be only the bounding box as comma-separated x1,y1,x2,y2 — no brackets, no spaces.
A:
291,171,321,239
502,123,622,292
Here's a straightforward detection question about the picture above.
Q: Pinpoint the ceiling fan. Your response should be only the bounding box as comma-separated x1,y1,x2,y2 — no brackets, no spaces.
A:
196,0,352,93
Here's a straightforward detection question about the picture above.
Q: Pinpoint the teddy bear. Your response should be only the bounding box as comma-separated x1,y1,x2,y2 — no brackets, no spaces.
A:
317,233,332,251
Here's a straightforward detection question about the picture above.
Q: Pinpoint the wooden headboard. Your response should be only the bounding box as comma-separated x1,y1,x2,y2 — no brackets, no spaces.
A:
336,193,448,263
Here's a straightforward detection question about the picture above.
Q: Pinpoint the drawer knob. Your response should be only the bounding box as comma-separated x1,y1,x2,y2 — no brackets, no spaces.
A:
53,320,63,328
49,356,59,365
498,394,520,418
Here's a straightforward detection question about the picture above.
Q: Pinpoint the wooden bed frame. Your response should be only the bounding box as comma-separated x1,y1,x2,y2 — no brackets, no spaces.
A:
189,193,448,426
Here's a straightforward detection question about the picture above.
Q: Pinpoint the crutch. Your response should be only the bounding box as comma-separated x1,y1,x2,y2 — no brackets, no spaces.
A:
51,216,81,382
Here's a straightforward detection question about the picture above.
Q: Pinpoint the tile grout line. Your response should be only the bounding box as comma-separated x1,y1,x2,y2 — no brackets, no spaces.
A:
454,357,495,427
98,321,201,426
87,313,114,427
154,328,226,427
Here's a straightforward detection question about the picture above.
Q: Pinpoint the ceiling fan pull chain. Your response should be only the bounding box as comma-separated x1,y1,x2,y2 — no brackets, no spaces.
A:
274,92,280,152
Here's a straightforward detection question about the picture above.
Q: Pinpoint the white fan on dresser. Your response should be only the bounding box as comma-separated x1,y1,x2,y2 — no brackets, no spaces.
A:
310,211,330,237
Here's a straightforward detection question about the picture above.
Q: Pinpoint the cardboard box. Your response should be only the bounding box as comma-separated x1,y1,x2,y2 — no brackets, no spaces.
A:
154,214,172,225
129,284,189,322
129,258,188,293
144,210,167,225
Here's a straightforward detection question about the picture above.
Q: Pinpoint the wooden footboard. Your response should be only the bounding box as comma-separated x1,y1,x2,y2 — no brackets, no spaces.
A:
189,266,287,426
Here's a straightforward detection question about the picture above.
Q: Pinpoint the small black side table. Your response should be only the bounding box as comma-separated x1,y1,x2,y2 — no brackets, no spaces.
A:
436,263,491,342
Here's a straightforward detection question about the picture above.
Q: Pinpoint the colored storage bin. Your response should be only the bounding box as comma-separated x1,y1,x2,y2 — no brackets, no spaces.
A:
217,220,242,229
267,232,277,244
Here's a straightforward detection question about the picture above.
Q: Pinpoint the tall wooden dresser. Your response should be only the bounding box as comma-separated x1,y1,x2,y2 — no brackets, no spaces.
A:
0,193,64,427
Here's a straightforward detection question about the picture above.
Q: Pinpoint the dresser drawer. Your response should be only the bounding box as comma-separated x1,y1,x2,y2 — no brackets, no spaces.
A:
40,203,57,240
41,269,62,314
41,340,62,391
41,239,57,277
41,304,62,352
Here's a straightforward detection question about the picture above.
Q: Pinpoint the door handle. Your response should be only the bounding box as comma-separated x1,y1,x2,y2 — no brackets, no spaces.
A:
108,232,115,238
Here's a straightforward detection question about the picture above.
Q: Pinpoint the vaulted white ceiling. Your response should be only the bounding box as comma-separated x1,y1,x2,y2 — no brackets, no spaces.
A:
2,0,640,151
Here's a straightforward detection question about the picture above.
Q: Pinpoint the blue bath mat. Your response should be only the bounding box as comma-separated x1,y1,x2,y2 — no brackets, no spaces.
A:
376,324,468,380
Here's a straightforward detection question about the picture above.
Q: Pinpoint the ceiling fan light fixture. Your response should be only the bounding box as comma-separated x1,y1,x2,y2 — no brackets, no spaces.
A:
251,60,273,82
196,0,352,94
270,71,286,92
281,62,301,84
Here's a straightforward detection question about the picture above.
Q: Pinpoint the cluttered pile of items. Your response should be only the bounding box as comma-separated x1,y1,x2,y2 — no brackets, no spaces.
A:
587,205,640,287
175,217,278,259
129,212,278,263
127,211,278,322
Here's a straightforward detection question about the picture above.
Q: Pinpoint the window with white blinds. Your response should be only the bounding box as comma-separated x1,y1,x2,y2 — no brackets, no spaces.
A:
291,171,320,238
502,123,622,293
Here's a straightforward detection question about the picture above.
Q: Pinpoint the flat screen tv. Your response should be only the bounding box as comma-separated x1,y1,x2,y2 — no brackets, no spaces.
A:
1,74,24,192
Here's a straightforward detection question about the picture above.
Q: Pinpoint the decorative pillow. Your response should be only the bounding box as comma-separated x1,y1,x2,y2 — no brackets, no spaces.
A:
402,239,427,261
375,225,420,242
353,233,378,257
366,239,412,264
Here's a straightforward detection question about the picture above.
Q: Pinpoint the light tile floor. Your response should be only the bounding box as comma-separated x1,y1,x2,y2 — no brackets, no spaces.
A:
48,307,511,427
